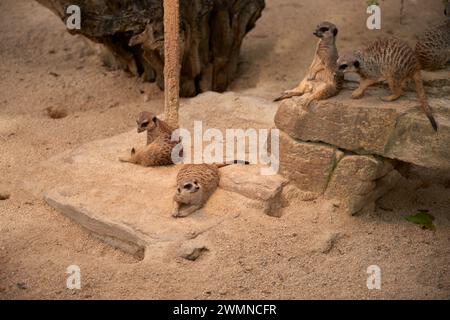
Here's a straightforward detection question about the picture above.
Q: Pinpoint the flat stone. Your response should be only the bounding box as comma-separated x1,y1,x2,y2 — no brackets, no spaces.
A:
219,165,289,217
22,92,280,256
275,89,450,169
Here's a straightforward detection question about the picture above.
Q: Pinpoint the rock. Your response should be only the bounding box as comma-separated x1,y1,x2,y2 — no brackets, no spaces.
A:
219,165,288,217
316,232,343,254
178,242,208,261
0,192,10,201
46,106,68,119
278,131,341,199
275,88,450,169
325,155,401,214
35,0,265,97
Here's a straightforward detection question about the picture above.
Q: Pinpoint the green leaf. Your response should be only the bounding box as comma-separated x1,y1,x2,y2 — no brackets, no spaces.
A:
405,211,436,231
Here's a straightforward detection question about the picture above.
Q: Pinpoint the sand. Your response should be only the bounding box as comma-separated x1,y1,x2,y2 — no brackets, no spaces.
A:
0,0,449,299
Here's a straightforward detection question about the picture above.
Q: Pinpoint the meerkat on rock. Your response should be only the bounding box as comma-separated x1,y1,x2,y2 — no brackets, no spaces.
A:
119,112,182,166
274,21,343,106
415,2,450,71
338,38,438,131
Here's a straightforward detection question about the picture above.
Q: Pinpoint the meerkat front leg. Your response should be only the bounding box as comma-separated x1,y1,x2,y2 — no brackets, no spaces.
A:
306,62,325,81
351,78,378,99
173,204,202,218
381,77,404,102
171,200,181,218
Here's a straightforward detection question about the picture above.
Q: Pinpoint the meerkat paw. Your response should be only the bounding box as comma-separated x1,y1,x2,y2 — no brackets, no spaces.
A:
381,94,402,102
351,91,364,99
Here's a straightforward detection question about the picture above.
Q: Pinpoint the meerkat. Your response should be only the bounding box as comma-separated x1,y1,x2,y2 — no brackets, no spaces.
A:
119,113,182,166
172,161,249,218
274,21,343,106
136,111,175,145
337,38,438,131
415,2,450,71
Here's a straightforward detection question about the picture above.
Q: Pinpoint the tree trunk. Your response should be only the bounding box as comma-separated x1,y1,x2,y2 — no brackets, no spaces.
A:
35,0,265,97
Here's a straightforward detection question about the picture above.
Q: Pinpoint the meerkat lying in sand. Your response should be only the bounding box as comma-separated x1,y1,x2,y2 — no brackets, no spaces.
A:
119,113,181,166
415,2,450,71
172,161,248,218
274,21,343,106
338,38,438,131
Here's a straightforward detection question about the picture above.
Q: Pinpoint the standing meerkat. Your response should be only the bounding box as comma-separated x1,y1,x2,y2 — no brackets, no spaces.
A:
337,38,438,131
415,2,450,71
274,21,343,106
119,114,182,166
172,161,248,218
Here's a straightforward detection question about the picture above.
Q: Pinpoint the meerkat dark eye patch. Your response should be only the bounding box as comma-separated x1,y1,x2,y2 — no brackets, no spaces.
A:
141,121,149,127
320,27,329,32
339,64,348,70
183,183,193,190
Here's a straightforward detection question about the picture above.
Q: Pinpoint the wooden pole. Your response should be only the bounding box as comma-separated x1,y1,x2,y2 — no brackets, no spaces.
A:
163,0,180,128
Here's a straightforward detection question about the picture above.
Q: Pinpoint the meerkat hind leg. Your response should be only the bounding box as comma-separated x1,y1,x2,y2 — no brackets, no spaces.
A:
381,77,404,102
302,82,336,107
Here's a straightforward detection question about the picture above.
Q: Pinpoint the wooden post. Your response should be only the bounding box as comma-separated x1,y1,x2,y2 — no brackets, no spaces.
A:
163,0,180,128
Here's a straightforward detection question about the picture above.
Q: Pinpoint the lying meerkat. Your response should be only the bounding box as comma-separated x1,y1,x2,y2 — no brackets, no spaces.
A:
172,161,248,218
119,113,181,166
338,38,438,131
415,2,450,71
274,21,343,106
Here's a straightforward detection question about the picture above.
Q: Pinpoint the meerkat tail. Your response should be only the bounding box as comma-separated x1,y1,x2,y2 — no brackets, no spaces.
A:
413,71,438,131
273,91,304,102
216,160,250,168
119,157,132,163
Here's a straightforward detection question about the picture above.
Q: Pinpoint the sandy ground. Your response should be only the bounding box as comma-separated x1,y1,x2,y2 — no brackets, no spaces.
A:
1,0,449,299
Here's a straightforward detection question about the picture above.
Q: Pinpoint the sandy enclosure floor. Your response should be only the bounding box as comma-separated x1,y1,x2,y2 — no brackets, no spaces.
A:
1,0,449,299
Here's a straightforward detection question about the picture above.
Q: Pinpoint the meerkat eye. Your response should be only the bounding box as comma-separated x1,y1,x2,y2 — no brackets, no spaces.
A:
320,27,329,32
353,61,360,68
141,121,149,127
184,183,193,190
339,64,348,70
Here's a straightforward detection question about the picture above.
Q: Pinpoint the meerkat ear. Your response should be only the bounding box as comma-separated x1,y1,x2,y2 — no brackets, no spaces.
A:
131,148,136,155
353,60,360,68
152,116,157,123
333,28,338,37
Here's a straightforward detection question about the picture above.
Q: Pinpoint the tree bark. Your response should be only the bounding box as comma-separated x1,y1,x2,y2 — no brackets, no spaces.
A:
35,0,265,97
163,0,180,128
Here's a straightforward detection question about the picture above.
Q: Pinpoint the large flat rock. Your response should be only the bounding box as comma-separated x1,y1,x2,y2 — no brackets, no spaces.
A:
275,88,450,169
22,92,283,257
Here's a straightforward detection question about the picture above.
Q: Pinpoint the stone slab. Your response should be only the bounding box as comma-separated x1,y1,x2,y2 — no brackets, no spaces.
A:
22,92,282,256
